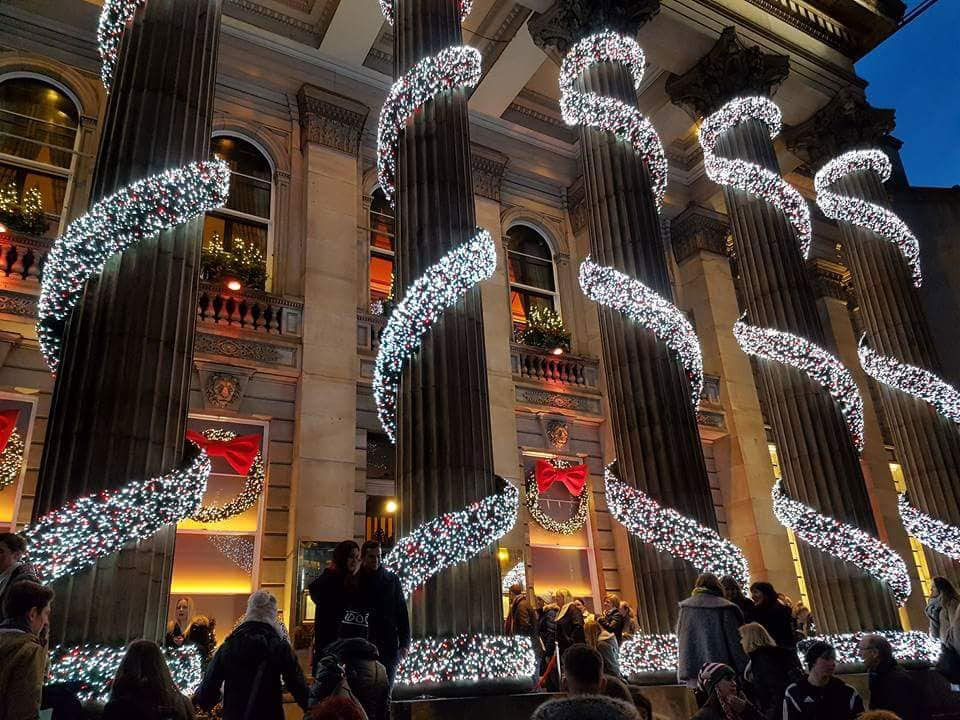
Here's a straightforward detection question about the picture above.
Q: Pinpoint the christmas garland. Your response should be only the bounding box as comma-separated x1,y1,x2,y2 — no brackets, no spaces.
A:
558,31,667,210
501,561,525,594
208,533,256,573
899,492,960,561
733,316,865,453
524,460,589,535
579,257,703,407
96,0,146,91
0,428,24,491
620,634,680,676
395,634,536,687
38,159,230,373
374,229,496,442
858,336,960,425
815,149,921,287
605,465,750,589
699,96,812,259
384,480,518,598
771,480,911,606
378,0,473,27
188,429,265,525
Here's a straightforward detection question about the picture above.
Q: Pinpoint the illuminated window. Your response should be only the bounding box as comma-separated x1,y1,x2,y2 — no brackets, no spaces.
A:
889,461,933,598
0,76,80,236
768,443,811,610
507,225,557,333
368,188,395,303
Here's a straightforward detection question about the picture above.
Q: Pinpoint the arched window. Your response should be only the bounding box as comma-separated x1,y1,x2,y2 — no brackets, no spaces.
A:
369,187,395,304
202,135,272,290
0,76,80,237
507,224,558,332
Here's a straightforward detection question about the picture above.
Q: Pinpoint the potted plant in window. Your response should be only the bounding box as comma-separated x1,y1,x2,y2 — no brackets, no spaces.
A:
0,184,50,236
200,234,267,291
521,306,571,354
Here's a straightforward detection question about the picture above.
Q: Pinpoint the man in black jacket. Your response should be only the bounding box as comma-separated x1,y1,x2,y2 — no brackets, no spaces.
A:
359,541,410,683
859,633,924,720
783,641,864,720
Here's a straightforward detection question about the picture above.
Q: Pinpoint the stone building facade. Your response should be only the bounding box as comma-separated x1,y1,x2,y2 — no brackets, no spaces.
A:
0,0,956,645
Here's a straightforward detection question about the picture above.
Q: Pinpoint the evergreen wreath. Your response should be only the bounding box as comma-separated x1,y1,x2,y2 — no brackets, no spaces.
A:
525,458,589,535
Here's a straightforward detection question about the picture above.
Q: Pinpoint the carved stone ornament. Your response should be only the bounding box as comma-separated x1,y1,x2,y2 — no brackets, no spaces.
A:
529,0,660,58
194,361,256,412
297,85,370,156
546,420,570,449
206,373,241,408
782,88,896,169
472,145,509,202
665,27,790,120
670,203,730,264
806,258,851,303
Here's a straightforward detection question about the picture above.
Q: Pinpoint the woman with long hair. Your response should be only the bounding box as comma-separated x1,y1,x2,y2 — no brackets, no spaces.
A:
102,640,195,720
309,541,362,673
185,615,216,672
583,617,620,679
738,623,802,720
165,597,194,648
928,576,960,641
676,573,748,688
748,582,795,649
720,575,755,621
554,588,585,661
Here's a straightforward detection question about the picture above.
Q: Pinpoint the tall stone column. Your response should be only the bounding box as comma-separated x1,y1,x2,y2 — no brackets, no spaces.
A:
33,0,223,645
532,0,725,632
393,0,502,637
788,92,960,579
667,29,898,630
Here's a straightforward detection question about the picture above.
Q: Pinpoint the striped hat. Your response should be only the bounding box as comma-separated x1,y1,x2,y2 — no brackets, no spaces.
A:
698,662,735,698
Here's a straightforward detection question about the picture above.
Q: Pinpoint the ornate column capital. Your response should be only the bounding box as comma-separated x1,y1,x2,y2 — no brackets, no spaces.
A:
783,88,895,168
665,27,789,120
528,0,660,59
806,257,851,303
471,144,509,202
566,177,587,234
670,203,730,264
296,85,369,156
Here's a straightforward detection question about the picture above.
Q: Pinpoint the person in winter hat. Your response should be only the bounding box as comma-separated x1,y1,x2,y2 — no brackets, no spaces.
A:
691,663,764,720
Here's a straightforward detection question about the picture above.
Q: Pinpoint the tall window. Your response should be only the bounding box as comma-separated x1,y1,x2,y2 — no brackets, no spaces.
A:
0,76,80,236
369,188,395,303
507,225,557,333
202,136,272,289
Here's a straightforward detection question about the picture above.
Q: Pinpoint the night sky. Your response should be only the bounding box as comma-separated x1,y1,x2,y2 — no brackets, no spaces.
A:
856,1,960,188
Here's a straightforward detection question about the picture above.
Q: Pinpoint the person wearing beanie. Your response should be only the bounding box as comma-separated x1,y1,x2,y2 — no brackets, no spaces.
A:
690,662,764,720
195,590,309,720
783,641,864,720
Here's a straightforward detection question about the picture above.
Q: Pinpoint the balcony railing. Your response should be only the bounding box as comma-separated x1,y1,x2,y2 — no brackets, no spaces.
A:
0,232,49,286
197,282,302,337
511,343,599,389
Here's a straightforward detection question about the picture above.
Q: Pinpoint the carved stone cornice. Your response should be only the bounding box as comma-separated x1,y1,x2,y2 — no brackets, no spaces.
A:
806,257,850,303
471,144,509,202
566,177,587,234
670,204,730,264
296,85,369,156
665,27,790,120
783,88,896,168
529,0,660,60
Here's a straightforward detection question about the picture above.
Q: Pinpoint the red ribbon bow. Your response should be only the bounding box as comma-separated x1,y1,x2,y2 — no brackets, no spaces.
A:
0,409,19,453
185,430,260,475
535,460,587,497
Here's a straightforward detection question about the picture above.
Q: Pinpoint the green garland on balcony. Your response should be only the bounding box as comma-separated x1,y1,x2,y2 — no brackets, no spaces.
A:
201,234,267,290
521,306,571,352
0,184,50,236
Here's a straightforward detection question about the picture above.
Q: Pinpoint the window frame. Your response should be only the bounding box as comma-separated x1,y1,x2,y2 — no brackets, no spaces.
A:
366,186,396,305
0,72,83,237
506,222,561,330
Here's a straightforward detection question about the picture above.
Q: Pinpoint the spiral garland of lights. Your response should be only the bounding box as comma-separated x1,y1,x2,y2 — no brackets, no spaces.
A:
733,316,865,453
384,481,519,598
37,159,231,374
605,465,750,588
96,0,145,91
700,96,812,259
373,229,496,442
189,428,265,525
858,336,960,425
771,480,911,606
815,149,921,287
899,493,960,562
579,257,703,406
558,31,668,210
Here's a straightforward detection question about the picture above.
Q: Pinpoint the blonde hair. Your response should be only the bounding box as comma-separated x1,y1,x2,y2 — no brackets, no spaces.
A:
554,588,574,606
739,622,776,653
583,618,601,649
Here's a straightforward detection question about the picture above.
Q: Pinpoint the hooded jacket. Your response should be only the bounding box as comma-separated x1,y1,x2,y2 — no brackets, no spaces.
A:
195,620,308,720
0,618,46,720
676,590,747,686
538,603,559,657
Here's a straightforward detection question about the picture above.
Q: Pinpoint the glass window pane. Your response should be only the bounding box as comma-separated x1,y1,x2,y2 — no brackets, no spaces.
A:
511,289,554,328
506,225,552,260
210,137,272,220
0,160,67,235
0,79,78,169
370,254,394,301
224,174,271,219
370,188,394,253
509,252,555,292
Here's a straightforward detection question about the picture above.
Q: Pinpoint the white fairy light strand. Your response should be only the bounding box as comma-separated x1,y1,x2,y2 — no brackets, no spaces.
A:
376,45,481,204
620,635,680,676
96,0,145,90
384,481,519,598
374,229,496,441
379,0,473,26
771,479,911,606
501,561,526,594
700,97,812,259
21,447,210,584
858,337,960,425
605,465,750,589
733,317,865,453
559,31,668,210
208,534,256,573
47,644,201,704
899,493,960,561
815,149,921,287
395,634,535,687
38,159,230,373
189,428,265,525
579,257,703,406
0,429,24,490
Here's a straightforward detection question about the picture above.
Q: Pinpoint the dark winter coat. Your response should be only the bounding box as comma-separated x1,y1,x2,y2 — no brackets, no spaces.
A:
676,590,747,686
538,603,559,658
309,567,357,658
743,645,802,719
195,620,309,720
102,694,196,720
358,566,409,673
782,676,864,720
532,695,640,720
164,622,186,649
751,601,795,648
598,607,626,643
506,593,537,638
729,595,756,622
868,658,923,720
556,603,585,657
597,637,620,679
320,638,389,720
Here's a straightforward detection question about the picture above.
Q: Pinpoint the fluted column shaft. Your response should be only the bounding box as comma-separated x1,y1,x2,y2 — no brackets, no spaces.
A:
578,63,720,632
34,0,222,645
394,0,501,636
718,120,898,630
835,169,960,578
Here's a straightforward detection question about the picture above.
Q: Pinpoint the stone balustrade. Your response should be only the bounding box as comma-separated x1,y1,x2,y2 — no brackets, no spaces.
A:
197,282,302,337
357,309,386,354
0,231,50,285
511,343,599,388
